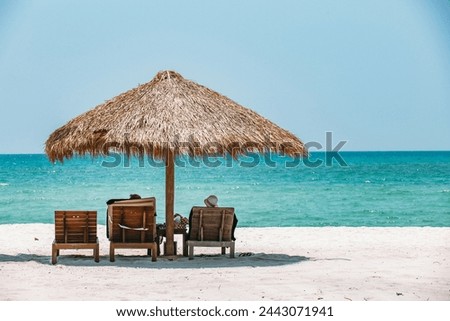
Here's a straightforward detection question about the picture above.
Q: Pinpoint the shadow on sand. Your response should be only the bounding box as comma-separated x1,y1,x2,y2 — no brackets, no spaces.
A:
0,252,309,269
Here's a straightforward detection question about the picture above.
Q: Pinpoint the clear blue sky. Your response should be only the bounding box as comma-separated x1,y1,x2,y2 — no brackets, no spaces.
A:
1,0,449,153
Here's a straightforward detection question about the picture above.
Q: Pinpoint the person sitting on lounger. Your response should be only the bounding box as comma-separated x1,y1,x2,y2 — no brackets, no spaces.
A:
187,195,238,241
105,194,141,238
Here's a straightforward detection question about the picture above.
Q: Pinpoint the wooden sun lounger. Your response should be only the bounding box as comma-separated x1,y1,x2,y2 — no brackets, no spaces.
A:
187,207,235,259
52,210,99,264
107,197,157,262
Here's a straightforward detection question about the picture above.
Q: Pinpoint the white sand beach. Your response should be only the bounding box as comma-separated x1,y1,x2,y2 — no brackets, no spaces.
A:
0,224,449,301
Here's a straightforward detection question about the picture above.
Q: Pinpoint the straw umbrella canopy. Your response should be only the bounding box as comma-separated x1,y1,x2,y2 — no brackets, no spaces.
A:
45,70,306,255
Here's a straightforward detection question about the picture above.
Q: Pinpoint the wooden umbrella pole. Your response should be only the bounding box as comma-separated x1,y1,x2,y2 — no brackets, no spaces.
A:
165,148,175,256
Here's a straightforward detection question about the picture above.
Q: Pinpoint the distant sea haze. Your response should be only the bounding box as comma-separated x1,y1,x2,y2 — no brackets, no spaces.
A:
0,151,449,227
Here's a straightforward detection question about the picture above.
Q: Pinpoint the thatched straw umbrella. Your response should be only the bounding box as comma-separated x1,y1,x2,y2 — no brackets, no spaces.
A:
45,70,306,256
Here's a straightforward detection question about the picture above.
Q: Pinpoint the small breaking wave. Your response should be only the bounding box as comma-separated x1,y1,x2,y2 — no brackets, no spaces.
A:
0,183,9,186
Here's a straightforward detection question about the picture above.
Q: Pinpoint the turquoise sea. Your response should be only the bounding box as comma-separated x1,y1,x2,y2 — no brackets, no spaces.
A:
0,152,449,227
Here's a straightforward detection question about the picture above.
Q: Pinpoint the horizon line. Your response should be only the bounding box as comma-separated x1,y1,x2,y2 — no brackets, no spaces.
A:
1,150,449,156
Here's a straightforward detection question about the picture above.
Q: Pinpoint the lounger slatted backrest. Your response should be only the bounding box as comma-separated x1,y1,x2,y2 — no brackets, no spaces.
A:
108,198,156,243
52,210,99,264
54,211,98,243
189,207,235,242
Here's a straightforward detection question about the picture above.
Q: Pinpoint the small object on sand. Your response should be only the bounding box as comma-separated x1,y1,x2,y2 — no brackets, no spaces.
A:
396,292,403,296
34,237,39,241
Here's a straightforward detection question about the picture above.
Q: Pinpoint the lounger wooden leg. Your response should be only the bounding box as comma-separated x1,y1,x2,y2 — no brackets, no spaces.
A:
182,233,188,257
221,247,226,255
51,243,57,265
230,243,235,258
110,243,115,262
94,241,100,263
151,245,157,262
188,244,194,260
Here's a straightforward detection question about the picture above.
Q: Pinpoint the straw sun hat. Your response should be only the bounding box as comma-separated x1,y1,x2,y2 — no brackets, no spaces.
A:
204,195,218,207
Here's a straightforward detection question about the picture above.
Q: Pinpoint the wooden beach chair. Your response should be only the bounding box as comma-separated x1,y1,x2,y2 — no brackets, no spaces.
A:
51,210,99,264
187,206,235,259
107,197,157,262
